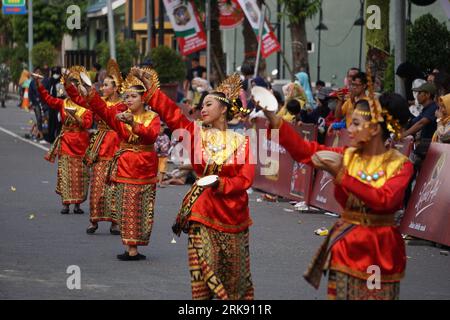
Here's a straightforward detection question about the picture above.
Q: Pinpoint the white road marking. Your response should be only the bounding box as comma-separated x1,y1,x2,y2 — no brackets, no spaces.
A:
0,126,49,151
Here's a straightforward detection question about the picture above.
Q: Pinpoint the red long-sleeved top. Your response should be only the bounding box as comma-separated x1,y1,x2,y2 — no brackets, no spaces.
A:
81,89,160,185
65,84,126,159
145,89,255,233
279,120,413,282
38,84,92,157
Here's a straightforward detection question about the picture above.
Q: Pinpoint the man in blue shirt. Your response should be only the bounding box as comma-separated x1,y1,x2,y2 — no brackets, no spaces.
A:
403,82,438,166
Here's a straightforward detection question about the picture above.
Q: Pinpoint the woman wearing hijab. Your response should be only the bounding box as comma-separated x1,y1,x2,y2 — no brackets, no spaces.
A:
295,72,316,109
433,94,450,143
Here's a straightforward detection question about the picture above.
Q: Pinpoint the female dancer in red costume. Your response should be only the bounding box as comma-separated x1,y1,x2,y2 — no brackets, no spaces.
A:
137,70,254,300
264,89,413,300
67,70,160,261
35,67,93,215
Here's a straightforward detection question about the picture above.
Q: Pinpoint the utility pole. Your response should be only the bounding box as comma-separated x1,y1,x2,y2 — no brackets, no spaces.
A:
107,0,116,59
395,0,406,97
254,2,266,78
28,0,33,71
206,0,211,84
146,0,153,55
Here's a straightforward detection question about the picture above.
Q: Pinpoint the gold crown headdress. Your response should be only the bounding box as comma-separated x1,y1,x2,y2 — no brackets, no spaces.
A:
61,65,87,85
212,73,250,116
106,59,124,91
140,67,160,98
121,73,146,94
359,65,403,140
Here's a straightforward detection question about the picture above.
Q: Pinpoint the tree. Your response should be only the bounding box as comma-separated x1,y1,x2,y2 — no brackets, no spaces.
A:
148,46,186,84
96,39,139,75
32,41,57,68
407,14,450,73
11,0,88,48
278,0,320,74
365,0,390,92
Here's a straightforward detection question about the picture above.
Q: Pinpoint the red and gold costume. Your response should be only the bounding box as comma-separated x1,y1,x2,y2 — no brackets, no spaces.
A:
65,63,127,224
143,75,255,300
69,80,160,246
277,120,414,300
38,84,92,205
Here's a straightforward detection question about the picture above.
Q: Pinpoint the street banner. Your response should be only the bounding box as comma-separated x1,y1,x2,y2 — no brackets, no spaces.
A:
2,0,27,15
236,0,281,58
309,132,414,214
163,0,207,56
309,131,351,214
219,0,244,30
253,119,316,202
400,143,450,247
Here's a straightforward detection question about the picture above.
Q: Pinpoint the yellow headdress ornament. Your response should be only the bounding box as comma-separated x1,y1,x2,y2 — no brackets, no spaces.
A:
212,73,250,116
106,59,124,91
121,73,146,94
61,65,87,85
140,67,160,98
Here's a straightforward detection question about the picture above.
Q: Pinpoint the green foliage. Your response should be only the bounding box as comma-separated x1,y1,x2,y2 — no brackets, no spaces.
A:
148,46,186,84
407,14,450,73
278,0,321,23
95,39,139,74
32,41,57,68
5,46,28,83
10,0,88,47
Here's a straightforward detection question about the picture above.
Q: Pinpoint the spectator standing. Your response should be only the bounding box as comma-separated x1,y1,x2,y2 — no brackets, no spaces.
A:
155,125,171,187
403,83,438,168
184,57,207,99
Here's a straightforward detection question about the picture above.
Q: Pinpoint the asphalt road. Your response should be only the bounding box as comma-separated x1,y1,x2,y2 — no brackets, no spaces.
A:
0,100,449,300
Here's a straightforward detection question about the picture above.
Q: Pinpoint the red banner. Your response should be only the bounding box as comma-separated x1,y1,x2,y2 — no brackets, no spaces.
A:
163,0,207,56
237,0,281,58
309,132,414,214
219,0,244,29
253,119,316,202
400,143,450,247
309,131,351,214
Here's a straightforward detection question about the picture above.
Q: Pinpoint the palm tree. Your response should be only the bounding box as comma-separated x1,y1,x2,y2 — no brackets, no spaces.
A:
365,0,390,92
278,0,320,74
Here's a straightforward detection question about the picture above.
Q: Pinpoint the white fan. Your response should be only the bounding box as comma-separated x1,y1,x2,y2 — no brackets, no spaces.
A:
314,151,343,162
80,72,92,87
31,73,44,79
251,86,278,112
197,175,219,187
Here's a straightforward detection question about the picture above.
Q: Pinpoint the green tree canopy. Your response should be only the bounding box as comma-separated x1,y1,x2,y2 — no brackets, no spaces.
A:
11,0,88,47
95,39,139,75
407,14,450,73
32,41,57,68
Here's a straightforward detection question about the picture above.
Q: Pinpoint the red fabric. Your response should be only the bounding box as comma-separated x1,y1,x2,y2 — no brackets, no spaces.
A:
278,120,412,280
87,91,160,184
279,120,343,165
146,89,254,233
65,84,126,159
38,85,92,157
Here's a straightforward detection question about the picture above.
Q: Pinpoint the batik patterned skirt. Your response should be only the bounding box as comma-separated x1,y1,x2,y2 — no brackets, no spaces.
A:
56,155,89,205
188,223,254,300
89,159,116,223
112,182,156,246
327,270,400,300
